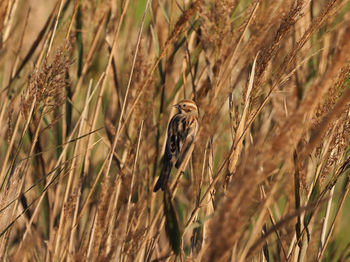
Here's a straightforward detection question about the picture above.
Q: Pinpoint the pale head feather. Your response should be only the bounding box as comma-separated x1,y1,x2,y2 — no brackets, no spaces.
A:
175,99,199,115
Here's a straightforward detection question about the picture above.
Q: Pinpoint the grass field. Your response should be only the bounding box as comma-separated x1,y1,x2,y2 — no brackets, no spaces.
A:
1,0,350,261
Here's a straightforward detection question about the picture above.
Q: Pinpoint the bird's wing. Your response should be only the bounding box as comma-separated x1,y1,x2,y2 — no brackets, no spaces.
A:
165,114,183,163
175,114,198,169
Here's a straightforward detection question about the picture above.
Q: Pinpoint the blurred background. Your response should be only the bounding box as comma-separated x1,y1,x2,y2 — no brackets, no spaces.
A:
1,0,350,261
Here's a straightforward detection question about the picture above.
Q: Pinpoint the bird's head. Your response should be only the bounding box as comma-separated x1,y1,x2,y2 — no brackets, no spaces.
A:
174,99,199,116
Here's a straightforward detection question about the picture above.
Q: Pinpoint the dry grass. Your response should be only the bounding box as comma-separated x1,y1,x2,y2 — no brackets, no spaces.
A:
1,0,350,261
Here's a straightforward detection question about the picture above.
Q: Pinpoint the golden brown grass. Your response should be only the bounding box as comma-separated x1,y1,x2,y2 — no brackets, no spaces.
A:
1,0,350,261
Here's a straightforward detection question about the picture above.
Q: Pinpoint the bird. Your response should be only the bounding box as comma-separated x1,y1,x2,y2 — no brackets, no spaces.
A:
153,99,199,192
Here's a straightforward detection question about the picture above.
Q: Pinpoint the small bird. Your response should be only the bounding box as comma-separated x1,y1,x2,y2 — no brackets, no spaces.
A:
153,99,199,192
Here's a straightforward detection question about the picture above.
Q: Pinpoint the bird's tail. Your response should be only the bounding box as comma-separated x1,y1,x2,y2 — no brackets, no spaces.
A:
153,160,172,192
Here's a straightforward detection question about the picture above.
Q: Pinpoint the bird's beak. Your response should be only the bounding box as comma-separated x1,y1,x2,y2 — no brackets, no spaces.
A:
173,104,179,109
